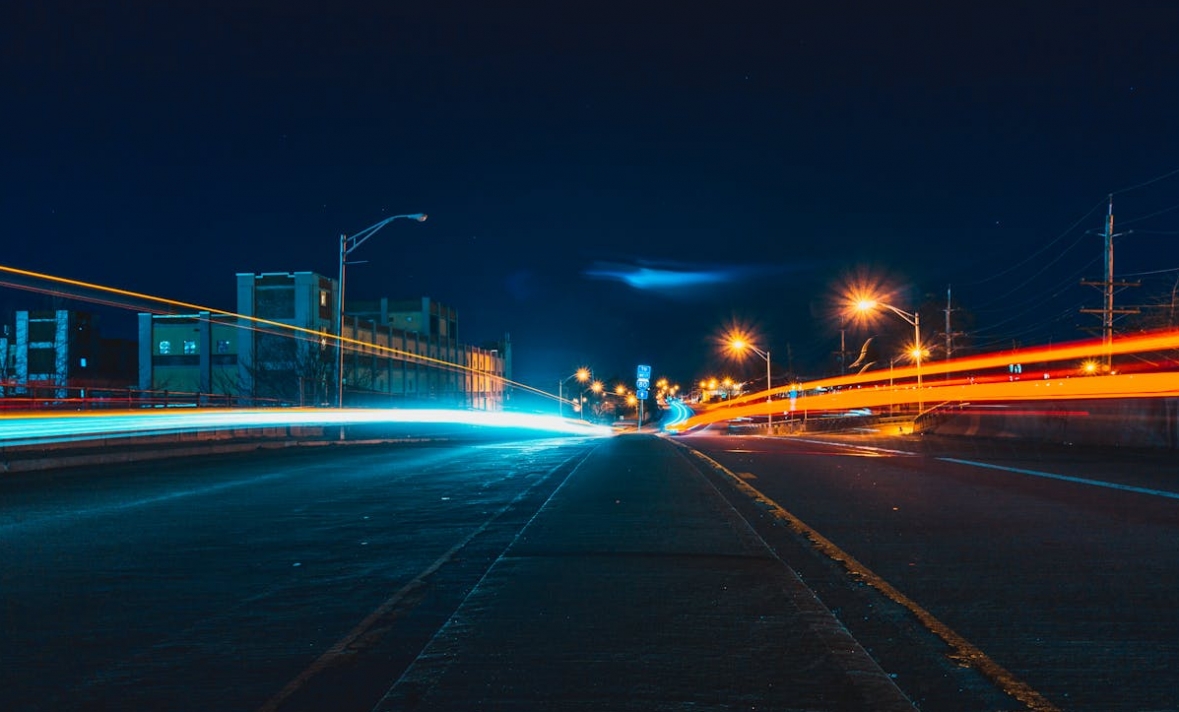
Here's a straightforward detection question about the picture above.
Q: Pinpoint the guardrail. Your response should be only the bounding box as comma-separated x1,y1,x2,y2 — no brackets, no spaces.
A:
0,384,276,411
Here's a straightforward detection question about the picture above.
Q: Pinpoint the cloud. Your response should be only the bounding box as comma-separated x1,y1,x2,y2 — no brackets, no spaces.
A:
583,259,798,297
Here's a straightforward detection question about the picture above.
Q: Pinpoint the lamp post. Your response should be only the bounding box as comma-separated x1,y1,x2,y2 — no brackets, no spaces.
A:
1170,274,1179,328
581,380,604,421
558,367,591,417
336,212,427,408
857,299,922,412
730,338,773,429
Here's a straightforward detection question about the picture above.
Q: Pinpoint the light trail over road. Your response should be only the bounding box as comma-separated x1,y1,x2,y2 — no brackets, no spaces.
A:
0,408,610,447
677,329,1179,430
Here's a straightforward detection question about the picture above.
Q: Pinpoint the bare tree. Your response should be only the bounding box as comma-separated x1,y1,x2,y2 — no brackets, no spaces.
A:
239,330,334,406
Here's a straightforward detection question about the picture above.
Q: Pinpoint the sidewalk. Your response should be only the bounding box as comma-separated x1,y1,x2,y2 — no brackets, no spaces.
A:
373,434,915,711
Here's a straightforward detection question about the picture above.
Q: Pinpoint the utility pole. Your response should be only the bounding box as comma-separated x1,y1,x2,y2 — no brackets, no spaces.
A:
944,285,953,360
942,284,965,380
837,316,848,375
1080,194,1138,370
832,320,848,375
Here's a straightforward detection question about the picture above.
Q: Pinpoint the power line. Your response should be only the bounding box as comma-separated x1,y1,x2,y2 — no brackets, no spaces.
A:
1111,165,1179,195
960,197,1107,288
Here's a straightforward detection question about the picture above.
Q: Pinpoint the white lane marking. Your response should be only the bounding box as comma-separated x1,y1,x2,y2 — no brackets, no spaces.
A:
790,437,918,457
938,457,1179,501
778,437,1179,502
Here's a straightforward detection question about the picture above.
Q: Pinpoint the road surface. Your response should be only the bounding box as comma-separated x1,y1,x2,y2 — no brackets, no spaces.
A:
3,430,1176,710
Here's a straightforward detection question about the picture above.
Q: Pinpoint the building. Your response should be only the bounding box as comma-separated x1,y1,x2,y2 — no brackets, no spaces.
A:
4,310,136,400
136,312,244,405
348,297,456,340
137,271,510,409
341,294,507,409
236,271,335,405
0,326,10,396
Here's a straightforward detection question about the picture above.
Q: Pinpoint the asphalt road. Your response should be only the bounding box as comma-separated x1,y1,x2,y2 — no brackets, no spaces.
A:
1,437,598,711
677,427,1179,712
3,430,1177,711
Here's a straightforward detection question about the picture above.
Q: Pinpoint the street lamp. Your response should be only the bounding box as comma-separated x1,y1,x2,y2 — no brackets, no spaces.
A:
857,299,923,412
558,367,591,417
579,380,604,421
336,212,427,408
730,338,773,428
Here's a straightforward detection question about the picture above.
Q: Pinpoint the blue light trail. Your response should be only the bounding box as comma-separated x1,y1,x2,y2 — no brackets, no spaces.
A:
0,408,613,448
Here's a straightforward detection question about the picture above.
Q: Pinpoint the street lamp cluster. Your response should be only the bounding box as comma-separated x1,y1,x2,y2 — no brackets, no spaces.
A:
556,368,682,424
854,298,924,411
728,337,772,427
558,367,592,418
699,292,928,425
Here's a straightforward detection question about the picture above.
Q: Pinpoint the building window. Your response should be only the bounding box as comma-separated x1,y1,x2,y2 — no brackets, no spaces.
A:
183,340,198,355
256,287,296,319
216,339,231,353
29,349,55,374
320,290,329,307
158,340,172,355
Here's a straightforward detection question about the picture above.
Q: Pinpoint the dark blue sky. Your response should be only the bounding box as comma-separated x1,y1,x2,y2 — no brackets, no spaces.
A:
4,1,1179,391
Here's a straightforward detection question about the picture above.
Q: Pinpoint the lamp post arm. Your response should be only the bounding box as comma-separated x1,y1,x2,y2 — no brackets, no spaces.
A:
557,369,592,416
881,302,917,326
345,213,428,256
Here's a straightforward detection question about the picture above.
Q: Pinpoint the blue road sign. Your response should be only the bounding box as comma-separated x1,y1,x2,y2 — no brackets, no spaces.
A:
637,364,652,379
636,389,649,399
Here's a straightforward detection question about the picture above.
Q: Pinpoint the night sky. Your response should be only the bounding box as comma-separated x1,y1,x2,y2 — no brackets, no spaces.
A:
5,1,1179,396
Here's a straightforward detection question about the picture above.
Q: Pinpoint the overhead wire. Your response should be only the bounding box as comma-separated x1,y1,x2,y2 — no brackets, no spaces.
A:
953,166,1179,348
958,197,1107,290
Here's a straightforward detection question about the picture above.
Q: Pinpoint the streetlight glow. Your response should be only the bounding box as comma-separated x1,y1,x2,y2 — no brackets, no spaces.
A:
857,297,924,412
726,334,773,428
558,367,594,417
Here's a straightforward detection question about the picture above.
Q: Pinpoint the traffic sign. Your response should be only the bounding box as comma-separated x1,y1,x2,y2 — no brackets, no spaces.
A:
636,389,649,399
636,364,652,392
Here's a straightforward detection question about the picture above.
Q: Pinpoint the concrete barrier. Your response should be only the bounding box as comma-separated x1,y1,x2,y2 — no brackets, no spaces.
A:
920,397,1179,449
0,426,334,473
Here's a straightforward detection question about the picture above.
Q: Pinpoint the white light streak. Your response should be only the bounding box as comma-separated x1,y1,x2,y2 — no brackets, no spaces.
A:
0,408,612,447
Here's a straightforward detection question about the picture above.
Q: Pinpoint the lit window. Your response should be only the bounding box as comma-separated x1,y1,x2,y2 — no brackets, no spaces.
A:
320,290,328,307
216,340,231,353
158,341,172,354
79,357,88,368
183,340,197,354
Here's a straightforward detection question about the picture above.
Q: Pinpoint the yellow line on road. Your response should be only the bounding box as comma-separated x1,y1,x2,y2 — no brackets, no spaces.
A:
685,448,1061,712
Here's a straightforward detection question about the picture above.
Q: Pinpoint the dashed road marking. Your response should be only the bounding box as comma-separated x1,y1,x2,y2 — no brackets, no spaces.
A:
938,457,1179,500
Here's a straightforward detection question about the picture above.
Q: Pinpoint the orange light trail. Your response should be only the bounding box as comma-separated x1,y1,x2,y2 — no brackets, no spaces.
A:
682,330,1179,430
